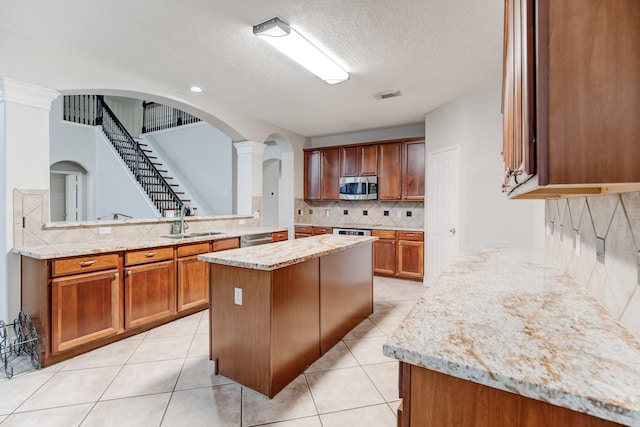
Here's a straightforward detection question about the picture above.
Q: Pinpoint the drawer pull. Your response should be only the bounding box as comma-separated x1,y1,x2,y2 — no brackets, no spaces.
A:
144,252,157,258
127,270,132,276
79,260,97,267
406,233,415,237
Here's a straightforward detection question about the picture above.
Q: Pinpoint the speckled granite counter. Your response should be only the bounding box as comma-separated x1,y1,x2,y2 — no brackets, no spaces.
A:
13,227,286,259
383,247,640,426
294,222,423,232
199,234,377,271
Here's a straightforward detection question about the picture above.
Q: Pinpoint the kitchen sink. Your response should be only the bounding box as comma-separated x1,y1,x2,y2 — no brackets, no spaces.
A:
164,231,224,239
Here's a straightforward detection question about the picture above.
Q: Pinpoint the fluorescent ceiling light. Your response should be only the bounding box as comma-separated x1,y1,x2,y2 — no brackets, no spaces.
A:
189,86,202,93
253,17,349,85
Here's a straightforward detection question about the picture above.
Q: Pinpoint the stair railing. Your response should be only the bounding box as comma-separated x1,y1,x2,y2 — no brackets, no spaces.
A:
96,96,184,215
142,101,201,133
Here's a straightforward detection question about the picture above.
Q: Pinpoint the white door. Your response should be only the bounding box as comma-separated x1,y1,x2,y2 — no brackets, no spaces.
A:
426,146,460,285
65,173,83,222
262,158,280,227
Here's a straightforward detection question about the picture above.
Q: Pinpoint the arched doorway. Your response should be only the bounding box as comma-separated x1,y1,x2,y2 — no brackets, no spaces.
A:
50,161,88,222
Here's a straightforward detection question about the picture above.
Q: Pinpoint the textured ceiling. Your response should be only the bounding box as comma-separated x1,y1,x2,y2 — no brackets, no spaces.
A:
0,0,503,137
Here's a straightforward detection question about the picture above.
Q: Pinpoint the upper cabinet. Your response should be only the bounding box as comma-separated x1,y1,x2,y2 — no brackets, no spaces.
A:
304,148,341,201
341,145,378,177
502,0,640,198
306,138,424,202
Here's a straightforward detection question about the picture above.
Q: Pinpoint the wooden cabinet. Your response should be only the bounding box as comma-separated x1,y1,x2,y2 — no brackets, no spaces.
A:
176,242,210,313
212,237,240,251
398,362,621,427
372,230,424,280
271,230,288,242
294,226,313,239
378,140,425,201
341,145,377,177
313,226,333,235
50,253,122,353
124,247,175,329
304,149,341,201
502,0,640,198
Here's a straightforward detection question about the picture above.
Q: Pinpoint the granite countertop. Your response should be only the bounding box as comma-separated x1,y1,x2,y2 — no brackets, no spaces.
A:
383,247,640,426
294,222,424,232
13,227,286,259
198,234,377,271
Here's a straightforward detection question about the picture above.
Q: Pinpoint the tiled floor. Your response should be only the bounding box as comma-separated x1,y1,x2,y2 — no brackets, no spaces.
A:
0,276,428,426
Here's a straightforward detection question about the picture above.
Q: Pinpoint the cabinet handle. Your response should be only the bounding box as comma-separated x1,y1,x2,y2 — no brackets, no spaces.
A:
79,260,97,267
406,233,415,237
113,273,119,279
450,228,457,235
127,270,132,275
392,241,396,245
144,252,157,258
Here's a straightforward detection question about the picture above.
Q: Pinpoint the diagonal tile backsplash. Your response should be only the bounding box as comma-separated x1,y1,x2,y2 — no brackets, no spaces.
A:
546,192,640,340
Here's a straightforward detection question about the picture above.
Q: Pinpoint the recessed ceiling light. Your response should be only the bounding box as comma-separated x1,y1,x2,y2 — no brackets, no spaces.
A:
373,90,401,100
189,86,203,93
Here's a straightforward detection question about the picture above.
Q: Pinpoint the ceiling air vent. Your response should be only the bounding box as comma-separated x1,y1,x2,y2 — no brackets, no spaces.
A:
373,90,401,100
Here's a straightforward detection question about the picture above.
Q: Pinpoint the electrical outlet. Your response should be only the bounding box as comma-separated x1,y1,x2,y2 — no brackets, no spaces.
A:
384,210,389,216
99,227,111,235
396,211,402,218
234,288,242,305
325,209,330,216
343,210,349,215
363,210,368,216
406,211,412,217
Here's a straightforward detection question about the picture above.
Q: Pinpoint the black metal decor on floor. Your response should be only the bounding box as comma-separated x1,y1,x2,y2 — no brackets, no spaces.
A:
0,312,40,379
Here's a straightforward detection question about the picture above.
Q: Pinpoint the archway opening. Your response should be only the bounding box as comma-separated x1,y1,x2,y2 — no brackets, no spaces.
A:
50,161,88,222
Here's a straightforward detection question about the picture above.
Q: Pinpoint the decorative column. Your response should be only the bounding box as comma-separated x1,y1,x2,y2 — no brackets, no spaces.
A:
0,77,59,321
233,141,265,216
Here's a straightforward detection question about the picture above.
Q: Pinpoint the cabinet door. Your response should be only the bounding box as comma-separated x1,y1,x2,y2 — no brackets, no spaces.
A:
340,146,359,177
378,143,403,200
177,255,209,313
51,269,121,353
304,150,321,200
373,239,396,276
397,240,424,279
125,260,176,329
321,148,341,200
403,141,425,200
359,145,378,176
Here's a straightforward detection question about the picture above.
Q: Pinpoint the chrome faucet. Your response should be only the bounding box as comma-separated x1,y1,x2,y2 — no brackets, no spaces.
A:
180,205,190,235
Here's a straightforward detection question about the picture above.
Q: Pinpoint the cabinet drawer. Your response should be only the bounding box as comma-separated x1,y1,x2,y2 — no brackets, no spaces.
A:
177,242,211,258
372,230,396,240
125,247,173,266
52,253,120,277
313,227,333,235
271,231,288,242
398,231,423,241
295,226,313,234
212,237,240,252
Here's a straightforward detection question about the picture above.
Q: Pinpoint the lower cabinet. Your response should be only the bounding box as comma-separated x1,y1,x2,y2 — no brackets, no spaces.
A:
372,230,424,280
125,260,176,329
294,226,313,239
271,230,289,242
51,268,121,353
177,242,211,313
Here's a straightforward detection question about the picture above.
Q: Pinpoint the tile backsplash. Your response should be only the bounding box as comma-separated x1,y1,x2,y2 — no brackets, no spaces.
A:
295,198,424,229
546,192,640,340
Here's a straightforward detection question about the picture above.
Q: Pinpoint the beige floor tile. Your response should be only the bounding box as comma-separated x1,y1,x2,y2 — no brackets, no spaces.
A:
61,340,140,371
369,315,406,336
145,313,201,339
128,335,192,364
187,331,210,357
319,404,397,427
261,416,323,427
344,336,395,365
372,301,404,317
0,403,92,427
306,367,384,414
16,367,120,412
101,359,183,400
175,356,234,390
362,362,399,402
342,318,385,340
0,372,55,414
242,375,317,426
305,341,359,373
196,315,209,335
387,300,419,314
83,393,171,427
161,384,241,427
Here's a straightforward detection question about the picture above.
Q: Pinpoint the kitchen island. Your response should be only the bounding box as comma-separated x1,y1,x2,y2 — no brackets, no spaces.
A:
199,234,376,398
384,247,640,426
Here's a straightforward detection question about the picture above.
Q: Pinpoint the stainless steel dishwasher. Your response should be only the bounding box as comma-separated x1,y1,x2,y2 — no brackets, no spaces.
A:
240,232,273,247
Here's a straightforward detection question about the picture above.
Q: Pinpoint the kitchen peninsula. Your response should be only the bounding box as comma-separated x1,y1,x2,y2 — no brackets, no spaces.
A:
199,234,376,398
384,248,640,426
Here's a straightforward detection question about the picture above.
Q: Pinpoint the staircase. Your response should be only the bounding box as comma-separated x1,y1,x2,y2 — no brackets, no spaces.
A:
63,95,191,216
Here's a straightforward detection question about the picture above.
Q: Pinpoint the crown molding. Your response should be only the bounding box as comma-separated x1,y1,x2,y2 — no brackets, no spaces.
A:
0,77,60,110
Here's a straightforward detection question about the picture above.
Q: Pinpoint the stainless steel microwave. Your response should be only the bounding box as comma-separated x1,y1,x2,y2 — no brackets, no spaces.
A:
339,176,378,200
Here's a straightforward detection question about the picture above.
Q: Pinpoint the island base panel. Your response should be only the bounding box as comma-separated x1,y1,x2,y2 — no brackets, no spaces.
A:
402,364,623,427
320,243,373,353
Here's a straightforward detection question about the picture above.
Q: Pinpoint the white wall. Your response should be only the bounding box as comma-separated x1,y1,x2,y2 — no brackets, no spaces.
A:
144,122,233,215
310,123,425,148
425,85,545,250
